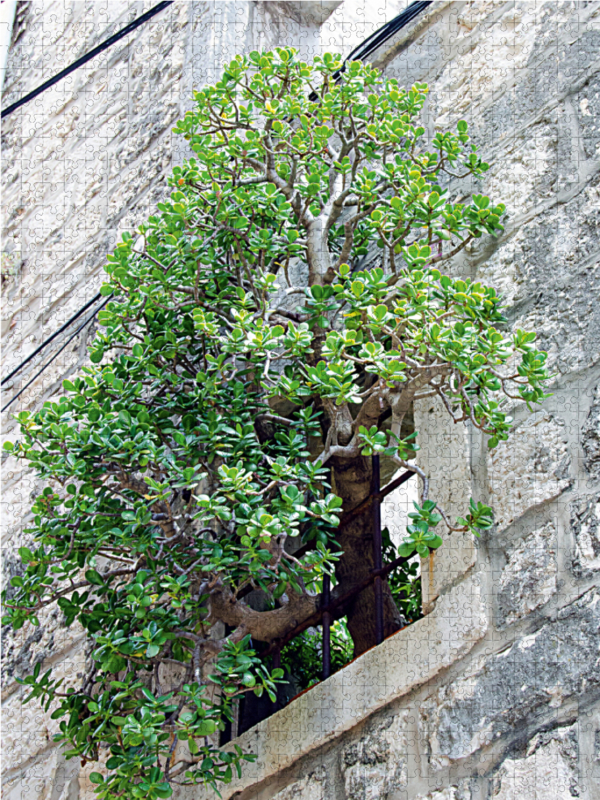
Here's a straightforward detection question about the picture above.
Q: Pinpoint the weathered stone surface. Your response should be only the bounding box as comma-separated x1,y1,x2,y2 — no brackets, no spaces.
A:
413,396,472,525
582,384,600,478
496,521,557,627
492,724,579,800
1,0,189,396
419,588,600,768
488,412,572,532
396,0,600,380
270,766,329,800
570,493,600,577
192,575,487,799
1,599,86,694
413,788,463,800
382,468,419,548
429,4,542,132
340,712,408,800
3,644,86,774
413,396,476,611
474,4,600,144
471,168,600,378
3,746,81,800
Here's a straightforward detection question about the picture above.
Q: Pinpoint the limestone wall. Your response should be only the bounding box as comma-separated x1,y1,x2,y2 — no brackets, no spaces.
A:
2,2,600,800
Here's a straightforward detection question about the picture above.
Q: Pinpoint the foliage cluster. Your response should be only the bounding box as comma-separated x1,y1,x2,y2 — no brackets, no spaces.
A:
3,48,549,798
279,617,354,692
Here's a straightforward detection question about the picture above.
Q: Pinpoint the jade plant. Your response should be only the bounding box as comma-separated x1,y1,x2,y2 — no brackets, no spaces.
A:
3,48,550,798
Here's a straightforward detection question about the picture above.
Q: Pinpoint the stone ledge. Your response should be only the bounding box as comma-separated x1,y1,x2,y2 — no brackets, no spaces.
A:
188,575,488,800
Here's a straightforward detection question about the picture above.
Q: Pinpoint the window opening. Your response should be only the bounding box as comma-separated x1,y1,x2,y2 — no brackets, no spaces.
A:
221,465,421,744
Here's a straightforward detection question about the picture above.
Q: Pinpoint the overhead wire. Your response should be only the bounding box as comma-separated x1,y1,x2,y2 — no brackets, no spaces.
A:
307,1,432,99
343,1,432,65
1,296,110,412
1,0,175,403
1,1,174,119
1,291,102,385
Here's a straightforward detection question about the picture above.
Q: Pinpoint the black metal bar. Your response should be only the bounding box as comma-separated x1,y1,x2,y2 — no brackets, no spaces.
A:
339,468,415,526
275,469,416,576
371,455,384,645
322,574,331,680
260,551,411,659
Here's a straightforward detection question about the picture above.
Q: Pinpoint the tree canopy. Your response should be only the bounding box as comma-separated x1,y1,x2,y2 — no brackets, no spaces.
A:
3,48,550,799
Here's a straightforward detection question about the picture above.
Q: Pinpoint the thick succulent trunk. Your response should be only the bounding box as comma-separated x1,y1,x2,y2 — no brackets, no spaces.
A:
304,227,405,655
209,453,405,658
333,454,405,657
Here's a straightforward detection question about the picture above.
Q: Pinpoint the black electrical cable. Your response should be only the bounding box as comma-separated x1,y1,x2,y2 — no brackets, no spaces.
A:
1,291,102,385
308,1,433,94
1,0,174,391
1,0,432,410
1,1,174,119
1,296,110,413
344,1,432,65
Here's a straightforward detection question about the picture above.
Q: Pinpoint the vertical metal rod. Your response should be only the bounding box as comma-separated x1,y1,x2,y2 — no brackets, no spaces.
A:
322,464,332,679
322,574,331,679
372,454,384,645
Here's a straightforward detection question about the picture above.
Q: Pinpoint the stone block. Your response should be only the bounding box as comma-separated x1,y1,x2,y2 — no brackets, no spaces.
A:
491,724,579,800
570,493,600,577
414,397,476,611
495,521,557,627
340,712,409,800
3,645,86,773
419,588,600,767
488,412,571,533
3,747,81,800
429,4,541,131
413,788,463,800
270,766,329,800
582,383,600,478
1,587,86,694
381,469,419,548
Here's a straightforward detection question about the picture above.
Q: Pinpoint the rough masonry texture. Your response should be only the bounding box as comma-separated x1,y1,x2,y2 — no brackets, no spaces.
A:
2,2,600,799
